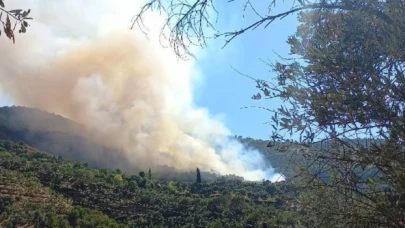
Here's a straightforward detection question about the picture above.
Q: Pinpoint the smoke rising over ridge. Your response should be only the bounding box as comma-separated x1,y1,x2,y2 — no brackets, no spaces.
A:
0,0,284,182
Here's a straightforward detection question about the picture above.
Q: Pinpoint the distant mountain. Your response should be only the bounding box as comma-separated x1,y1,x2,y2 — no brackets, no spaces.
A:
230,135,385,181
0,106,135,171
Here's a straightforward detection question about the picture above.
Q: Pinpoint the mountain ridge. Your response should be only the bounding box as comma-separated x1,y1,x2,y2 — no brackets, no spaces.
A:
0,106,276,181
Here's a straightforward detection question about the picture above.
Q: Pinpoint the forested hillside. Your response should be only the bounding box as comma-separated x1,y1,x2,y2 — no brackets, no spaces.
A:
0,140,313,227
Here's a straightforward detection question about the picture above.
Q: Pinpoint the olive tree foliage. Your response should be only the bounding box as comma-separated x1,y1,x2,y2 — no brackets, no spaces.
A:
131,0,309,59
131,0,393,59
286,2,405,227
0,0,32,43
134,0,405,227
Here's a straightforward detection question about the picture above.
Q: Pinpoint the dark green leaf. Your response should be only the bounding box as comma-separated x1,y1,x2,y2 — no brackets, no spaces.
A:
20,24,26,33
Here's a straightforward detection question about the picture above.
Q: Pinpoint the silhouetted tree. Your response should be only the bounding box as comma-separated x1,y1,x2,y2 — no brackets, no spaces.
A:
148,168,152,180
196,167,201,184
133,0,394,59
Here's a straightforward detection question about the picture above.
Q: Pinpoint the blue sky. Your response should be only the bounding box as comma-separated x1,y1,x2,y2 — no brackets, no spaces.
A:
0,88,13,107
195,1,299,140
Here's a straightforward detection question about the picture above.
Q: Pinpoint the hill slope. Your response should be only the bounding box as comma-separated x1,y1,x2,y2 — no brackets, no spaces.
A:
0,140,313,227
0,106,133,171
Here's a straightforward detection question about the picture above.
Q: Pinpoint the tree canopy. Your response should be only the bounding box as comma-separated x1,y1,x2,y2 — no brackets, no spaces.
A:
132,0,396,59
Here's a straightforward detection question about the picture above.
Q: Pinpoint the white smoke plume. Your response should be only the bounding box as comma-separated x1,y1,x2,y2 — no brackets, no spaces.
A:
0,0,284,182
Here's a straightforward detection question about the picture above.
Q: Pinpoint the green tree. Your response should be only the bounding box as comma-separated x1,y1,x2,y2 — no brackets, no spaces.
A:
148,167,152,180
196,167,201,184
265,2,405,226
113,173,123,184
167,181,176,192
